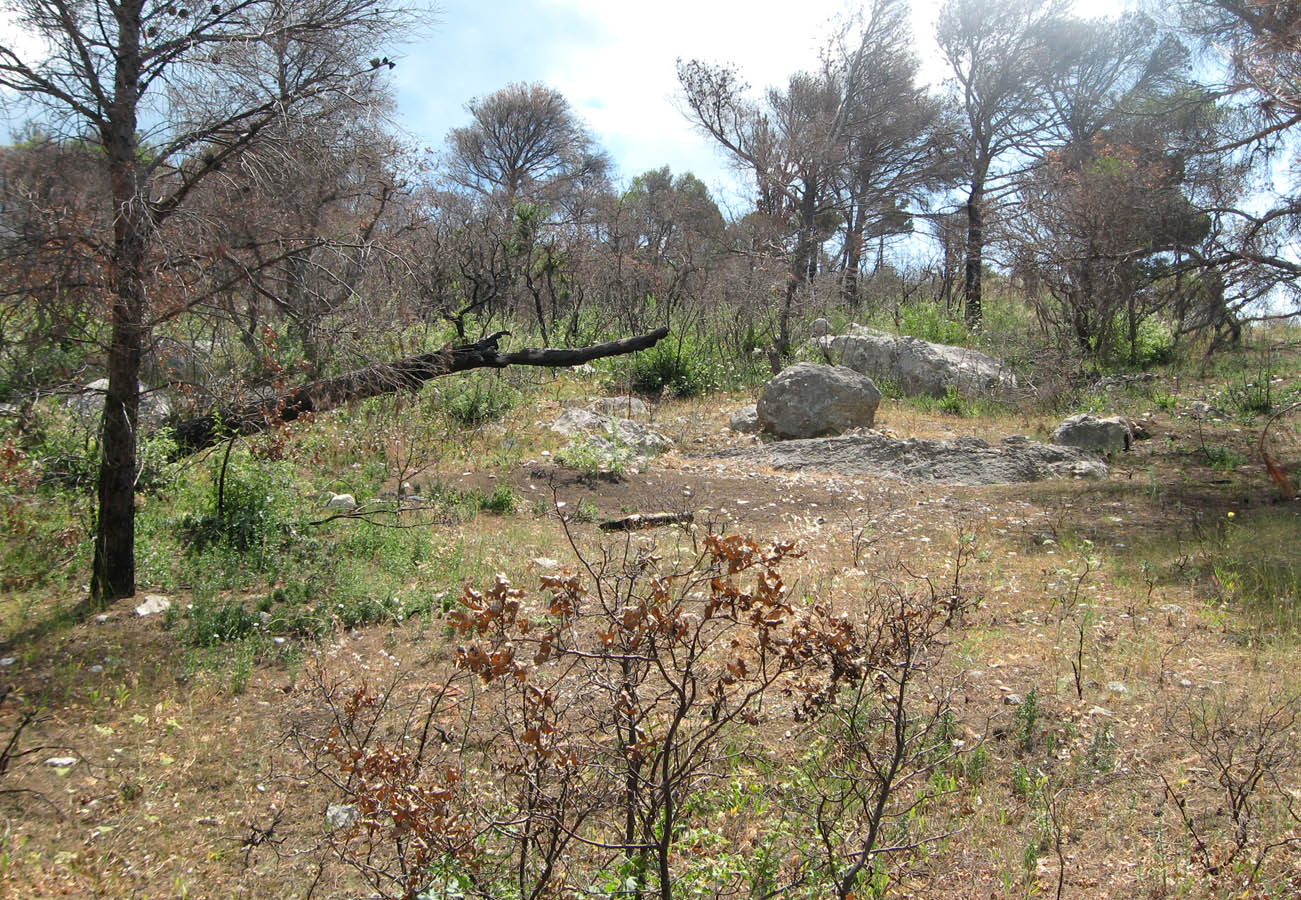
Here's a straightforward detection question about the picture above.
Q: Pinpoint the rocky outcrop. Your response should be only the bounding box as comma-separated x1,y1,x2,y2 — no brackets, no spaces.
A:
713,432,1107,485
819,326,1016,397
550,408,671,455
1050,414,1132,453
586,396,649,418
757,363,881,439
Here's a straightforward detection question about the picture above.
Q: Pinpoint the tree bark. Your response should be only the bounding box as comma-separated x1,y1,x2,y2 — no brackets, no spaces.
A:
963,184,984,331
170,327,670,455
91,2,148,604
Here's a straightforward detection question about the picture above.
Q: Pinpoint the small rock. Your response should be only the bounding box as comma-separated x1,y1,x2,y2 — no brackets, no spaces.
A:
134,595,171,617
1106,681,1128,695
1051,414,1132,453
1179,678,1194,688
259,611,271,626
1089,706,1115,718
1160,603,1185,616
94,614,111,624
89,665,104,674
196,817,220,826
326,803,359,830
44,756,78,768
728,404,760,434
1003,693,1024,706
0,657,15,668
531,558,559,570
325,493,357,511
809,317,832,339
1186,400,1228,421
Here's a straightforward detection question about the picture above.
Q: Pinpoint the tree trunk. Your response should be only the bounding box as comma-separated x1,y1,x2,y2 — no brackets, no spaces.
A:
963,184,984,331
91,2,147,604
169,327,670,455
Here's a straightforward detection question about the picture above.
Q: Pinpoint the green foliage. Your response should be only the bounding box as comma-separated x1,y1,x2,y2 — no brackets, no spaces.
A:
623,332,712,398
1198,443,1245,470
183,597,259,647
1205,510,1301,632
180,450,292,561
435,373,520,427
1102,315,1175,369
1085,723,1115,775
1014,686,1041,753
897,301,969,346
555,438,629,480
24,399,176,494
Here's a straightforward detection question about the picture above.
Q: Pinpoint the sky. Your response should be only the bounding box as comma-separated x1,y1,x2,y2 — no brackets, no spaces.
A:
392,0,1124,211
395,0,941,211
0,0,1125,210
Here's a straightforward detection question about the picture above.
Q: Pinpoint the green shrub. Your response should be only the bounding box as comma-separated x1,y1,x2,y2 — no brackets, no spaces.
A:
555,438,629,480
184,597,259,647
476,482,516,515
624,338,710,398
180,451,291,560
436,373,520,427
897,302,969,346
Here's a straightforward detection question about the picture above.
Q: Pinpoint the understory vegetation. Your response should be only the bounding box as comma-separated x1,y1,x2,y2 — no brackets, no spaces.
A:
3,0,1301,895
1,302,1298,898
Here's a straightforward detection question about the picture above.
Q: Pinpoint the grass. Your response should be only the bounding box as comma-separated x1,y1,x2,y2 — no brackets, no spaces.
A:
1,319,1299,899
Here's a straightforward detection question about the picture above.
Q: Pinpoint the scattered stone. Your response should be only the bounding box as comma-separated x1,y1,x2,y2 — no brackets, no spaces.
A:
820,326,1017,397
1128,418,1153,441
1179,679,1194,688
326,803,359,830
1096,373,1157,391
531,557,560,570
259,611,271,626
549,408,671,455
1051,414,1133,453
1106,681,1128,695
1160,603,1186,617
134,595,171,617
728,404,760,434
69,378,172,428
94,614,111,624
1089,706,1115,718
89,665,104,674
196,817,220,827
586,396,649,418
757,363,880,439
325,493,357,511
1186,400,1228,421
44,756,78,768
1003,693,1024,706
809,317,832,339
713,431,1108,485
0,657,15,667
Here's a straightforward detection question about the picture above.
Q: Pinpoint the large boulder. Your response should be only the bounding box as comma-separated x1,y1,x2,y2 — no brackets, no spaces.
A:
757,363,880,439
1050,414,1132,453
820,326,1016,397
69,378,172,428
550,408,671,455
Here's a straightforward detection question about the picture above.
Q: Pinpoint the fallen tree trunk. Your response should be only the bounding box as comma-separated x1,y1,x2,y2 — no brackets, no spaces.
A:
170,327,669,455
598,511,694,533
